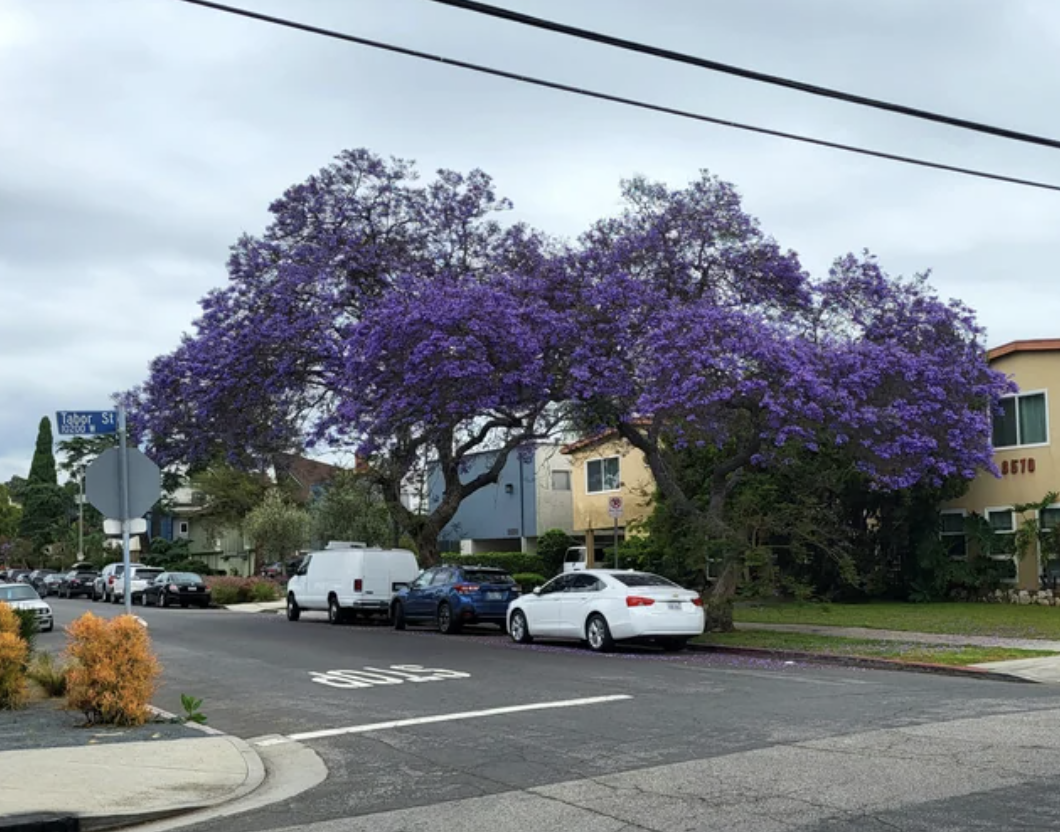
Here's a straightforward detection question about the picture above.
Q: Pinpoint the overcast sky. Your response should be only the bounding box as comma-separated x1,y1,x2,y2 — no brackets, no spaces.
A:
2,0,1059,482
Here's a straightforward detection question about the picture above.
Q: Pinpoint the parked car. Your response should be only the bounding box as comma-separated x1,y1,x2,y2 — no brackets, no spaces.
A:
391,565,521,634
142,572,211,608
507,569,704,653
40,573,64,596
286,542,419,625
93,562,147,603
9,570,31,585
0,582,54,632
114,566,164,605
58,569,99,599
27,569,57,595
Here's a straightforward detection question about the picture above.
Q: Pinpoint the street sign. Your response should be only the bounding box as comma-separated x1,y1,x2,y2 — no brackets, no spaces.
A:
56,410,117,436
85,447,161,520
607,496,624,518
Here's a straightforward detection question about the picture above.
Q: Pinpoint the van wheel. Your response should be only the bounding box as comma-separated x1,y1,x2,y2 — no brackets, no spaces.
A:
392,601,406,630
286,594,301,622
437,602,461,635
328,595,344,625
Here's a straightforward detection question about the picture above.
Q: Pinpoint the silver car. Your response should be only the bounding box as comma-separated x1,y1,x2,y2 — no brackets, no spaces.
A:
0,582,54,632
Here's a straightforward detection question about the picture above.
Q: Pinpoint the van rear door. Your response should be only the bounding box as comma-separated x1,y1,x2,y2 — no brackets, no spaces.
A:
361,553,391,609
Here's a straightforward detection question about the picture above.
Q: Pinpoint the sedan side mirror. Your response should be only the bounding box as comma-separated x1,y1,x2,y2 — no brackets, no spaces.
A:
532,586,542,595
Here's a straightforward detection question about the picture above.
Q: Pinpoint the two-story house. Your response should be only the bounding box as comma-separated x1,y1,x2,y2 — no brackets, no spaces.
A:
561,427,655,567
942,339,1060,590
429,444,574,554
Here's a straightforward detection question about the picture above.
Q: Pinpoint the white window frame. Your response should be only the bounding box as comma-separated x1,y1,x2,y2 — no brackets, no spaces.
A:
984,506,1019,584
586,456,621,495
177,521,189,537
939,509,968,561
993,389,1050,450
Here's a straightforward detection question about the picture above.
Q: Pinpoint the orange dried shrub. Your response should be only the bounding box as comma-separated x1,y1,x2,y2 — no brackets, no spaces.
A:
0,602,20,637
0,632,28,709
65,613,161,726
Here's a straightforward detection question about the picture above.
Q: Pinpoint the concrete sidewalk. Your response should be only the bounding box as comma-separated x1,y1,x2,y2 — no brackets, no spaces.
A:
0,735,264,829
736,621,1060,683
224,600,286,613
736,621,1060,651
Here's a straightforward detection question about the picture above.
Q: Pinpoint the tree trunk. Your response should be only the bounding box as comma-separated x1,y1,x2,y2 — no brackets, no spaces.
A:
704,557,739,632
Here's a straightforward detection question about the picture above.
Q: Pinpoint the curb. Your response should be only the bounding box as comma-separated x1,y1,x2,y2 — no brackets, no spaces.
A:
51,709,268,832
687,643,1037,683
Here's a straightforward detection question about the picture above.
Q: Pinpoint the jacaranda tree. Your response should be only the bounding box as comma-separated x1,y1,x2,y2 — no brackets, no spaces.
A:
129,150,1009,591
573,174,1012,627
127,149,571,563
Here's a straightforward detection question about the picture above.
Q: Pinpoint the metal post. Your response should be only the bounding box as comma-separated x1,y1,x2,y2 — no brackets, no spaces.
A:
613,516,619,568
77,467,84,562
118,405,132,615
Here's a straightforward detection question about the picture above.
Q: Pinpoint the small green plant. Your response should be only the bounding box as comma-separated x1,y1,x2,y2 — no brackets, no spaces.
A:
513,572,547,591
180,693,207,724
27,652,67,697
13,610,38,658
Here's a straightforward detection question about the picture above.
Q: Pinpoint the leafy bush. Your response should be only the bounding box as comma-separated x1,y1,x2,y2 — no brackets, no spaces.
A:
0,602,35,660
65,613,161,726
206,576,281,605
27,652,67,697
537,529,574,577
440,552,545,575
0,633,27,709
513,572,547,591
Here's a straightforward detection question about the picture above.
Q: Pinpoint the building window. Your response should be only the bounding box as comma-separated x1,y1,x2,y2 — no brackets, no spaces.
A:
940,511,967,559
586,457,620,494
993,392,1048,448
551,470,571,491
177,521,189,538
986,508,1016,557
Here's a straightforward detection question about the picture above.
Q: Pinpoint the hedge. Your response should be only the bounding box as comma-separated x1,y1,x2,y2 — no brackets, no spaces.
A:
439,552,546,575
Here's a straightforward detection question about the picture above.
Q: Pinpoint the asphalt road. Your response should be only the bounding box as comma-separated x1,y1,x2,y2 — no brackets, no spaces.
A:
46,598,1060,831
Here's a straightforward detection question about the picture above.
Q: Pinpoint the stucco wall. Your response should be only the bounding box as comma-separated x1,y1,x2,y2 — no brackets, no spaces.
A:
567,436,654,535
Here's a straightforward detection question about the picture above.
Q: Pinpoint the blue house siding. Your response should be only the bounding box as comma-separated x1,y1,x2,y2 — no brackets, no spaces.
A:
429,451,538,546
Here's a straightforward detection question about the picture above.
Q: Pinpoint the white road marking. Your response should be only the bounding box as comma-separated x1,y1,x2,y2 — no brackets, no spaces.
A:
255,694,633,747
309,664,471,689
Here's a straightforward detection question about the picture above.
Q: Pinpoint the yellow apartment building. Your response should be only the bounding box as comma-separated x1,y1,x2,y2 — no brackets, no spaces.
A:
942,339,1060,591
561,428,655,566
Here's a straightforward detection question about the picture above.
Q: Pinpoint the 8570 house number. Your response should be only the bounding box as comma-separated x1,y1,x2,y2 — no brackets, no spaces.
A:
1001,458,1036,475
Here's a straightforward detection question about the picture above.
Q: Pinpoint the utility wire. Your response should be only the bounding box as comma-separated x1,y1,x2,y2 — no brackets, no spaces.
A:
426,0,1060,152
173,0,1060,193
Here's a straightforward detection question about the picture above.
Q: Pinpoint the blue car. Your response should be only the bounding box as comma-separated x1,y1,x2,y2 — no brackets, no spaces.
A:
391,565,521,634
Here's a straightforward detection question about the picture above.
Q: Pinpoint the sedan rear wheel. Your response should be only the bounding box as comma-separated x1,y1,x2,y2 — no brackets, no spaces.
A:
509,610,532,644
586,614,614,653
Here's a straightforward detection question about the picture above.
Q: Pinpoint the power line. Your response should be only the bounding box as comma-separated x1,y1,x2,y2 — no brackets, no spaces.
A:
173,0,1060,193
426,0,1060,152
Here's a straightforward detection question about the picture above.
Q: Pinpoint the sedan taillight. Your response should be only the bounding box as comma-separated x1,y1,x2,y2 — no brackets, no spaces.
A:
692,597,703,607
626,596,656,607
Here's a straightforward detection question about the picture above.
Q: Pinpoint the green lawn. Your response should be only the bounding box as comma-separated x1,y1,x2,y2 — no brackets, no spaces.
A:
694,630,1058,667
734,601,1060,640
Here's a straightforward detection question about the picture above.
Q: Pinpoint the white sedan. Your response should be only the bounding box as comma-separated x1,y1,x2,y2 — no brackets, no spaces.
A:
507,569,704,652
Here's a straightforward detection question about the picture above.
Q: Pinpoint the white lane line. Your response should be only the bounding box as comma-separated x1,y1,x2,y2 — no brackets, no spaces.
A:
256,694,634,747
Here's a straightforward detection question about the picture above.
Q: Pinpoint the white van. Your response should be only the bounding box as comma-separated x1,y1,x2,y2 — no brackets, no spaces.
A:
562,546,607,572
286,542,420,625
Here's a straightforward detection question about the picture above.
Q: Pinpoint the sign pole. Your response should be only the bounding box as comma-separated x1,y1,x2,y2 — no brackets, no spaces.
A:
77,466,84,562
613,516,619,568
118,404,132,615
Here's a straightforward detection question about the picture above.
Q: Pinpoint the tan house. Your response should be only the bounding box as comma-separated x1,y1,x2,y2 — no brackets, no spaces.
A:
561,428,655,566
943,339,1060,589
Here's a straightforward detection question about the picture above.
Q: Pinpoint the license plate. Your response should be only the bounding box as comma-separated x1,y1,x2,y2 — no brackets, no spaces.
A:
668,601,682,610
486,592,503,600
